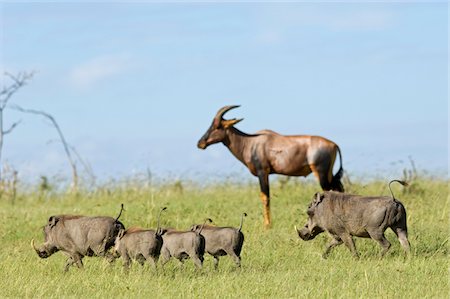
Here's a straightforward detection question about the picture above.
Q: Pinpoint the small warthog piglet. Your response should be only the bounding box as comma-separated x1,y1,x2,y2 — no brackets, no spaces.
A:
160,219,210,269
113,207,166,270
190,213,247,269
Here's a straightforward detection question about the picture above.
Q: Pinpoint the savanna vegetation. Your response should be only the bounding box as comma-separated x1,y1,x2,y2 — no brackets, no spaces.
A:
0,174,448,298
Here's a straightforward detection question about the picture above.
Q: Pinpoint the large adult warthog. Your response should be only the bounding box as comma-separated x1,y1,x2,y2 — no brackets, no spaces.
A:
296,180,410,258
31,204,125,271
190,213,247,269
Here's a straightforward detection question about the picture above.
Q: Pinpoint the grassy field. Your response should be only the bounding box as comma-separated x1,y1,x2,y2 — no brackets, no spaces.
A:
0,176,448,298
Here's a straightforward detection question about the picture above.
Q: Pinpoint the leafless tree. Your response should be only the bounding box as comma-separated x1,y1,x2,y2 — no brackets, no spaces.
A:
48,139,96,188
0,72,34,182
10,105,79,192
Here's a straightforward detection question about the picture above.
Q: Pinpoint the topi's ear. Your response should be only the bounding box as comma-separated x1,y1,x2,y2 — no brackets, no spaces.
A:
222,118,243,128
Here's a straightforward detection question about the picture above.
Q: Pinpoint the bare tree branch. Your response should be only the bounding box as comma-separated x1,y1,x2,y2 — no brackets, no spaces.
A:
0,71,34,182
3,120,22,135
0,72,35,109
10,104,79,191
47,139,96,186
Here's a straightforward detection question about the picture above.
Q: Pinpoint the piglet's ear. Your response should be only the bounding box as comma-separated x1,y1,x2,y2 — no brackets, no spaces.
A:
117,229,125,239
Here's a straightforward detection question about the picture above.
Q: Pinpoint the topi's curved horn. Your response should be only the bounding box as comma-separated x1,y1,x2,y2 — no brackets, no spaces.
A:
213,105,240,124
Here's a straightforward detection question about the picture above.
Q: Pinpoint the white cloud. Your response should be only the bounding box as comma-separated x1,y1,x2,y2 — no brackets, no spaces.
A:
68,54,131,90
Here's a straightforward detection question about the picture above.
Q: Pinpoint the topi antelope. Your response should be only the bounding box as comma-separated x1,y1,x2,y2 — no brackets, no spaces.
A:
197,105,344,229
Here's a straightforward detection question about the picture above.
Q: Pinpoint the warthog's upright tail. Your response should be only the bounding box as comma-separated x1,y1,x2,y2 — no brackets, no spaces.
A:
156,207,167,236
239,213,248,232
198,218,213,234
388,180,409,200
115,204,125,222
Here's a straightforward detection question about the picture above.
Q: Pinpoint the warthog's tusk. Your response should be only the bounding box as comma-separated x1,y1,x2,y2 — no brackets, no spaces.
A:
31,239,38,251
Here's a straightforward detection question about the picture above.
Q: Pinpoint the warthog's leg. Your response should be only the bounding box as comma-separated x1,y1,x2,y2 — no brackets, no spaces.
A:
64,254,84,272
160,249,171,268
142,253,158,270
75,257,84,269
226,250,241,267
137,257,145,266
213,256,220,270
189,254,203,269
368,230,391,257
96,241,108,257
63,257,75,272
122,253,132,270
341,234,359,258
149,256,158,270
322,236,343,259
104,252,116,263
393,227,410,254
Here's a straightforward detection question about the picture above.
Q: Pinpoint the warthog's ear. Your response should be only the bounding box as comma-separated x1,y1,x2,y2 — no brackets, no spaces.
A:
48,216,59,228
190,225,200,232
117,229,125,239
314,192,324,204
307,193,324,215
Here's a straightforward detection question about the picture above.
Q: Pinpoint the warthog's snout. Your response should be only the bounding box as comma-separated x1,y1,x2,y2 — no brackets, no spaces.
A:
295,225,320,241
111,248,120,259
295,225,313,241
31,239,50,259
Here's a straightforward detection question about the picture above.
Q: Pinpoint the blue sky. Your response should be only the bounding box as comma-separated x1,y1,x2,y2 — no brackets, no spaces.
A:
1,1,448,183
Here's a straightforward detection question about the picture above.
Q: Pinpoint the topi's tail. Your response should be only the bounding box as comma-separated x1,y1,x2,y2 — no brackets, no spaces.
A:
331,146,344,192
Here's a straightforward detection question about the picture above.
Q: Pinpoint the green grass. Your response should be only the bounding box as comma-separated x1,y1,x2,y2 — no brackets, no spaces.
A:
0,177,448,298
